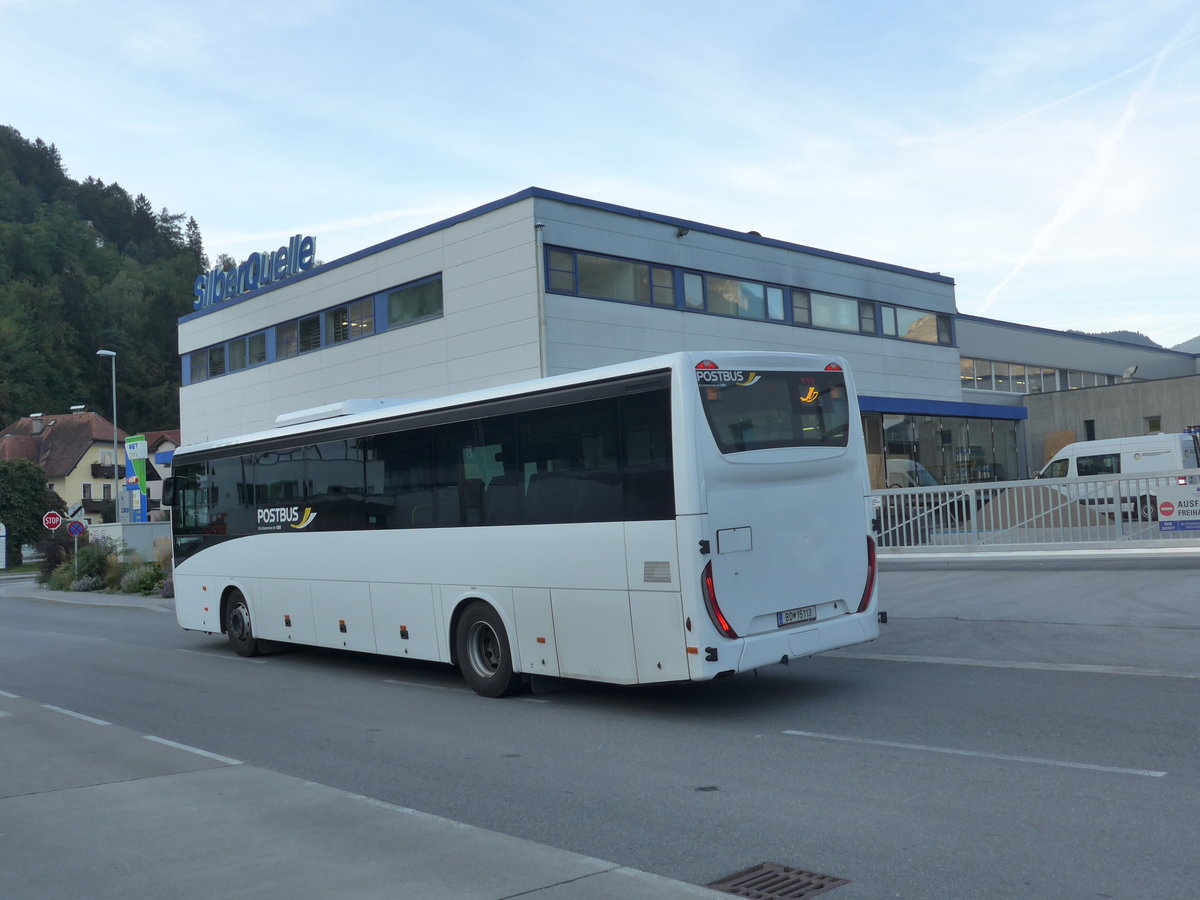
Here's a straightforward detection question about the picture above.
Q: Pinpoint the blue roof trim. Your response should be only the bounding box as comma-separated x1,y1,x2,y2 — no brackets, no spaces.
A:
180,187,954,325
956,313,1196,358
860,395,1027,420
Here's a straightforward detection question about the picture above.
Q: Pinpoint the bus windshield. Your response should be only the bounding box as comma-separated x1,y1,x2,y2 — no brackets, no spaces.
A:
697,368,849,453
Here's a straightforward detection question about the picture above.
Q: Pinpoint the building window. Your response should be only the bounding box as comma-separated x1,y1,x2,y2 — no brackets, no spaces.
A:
103,483,112,500
298,315,321,352
962,358,1113,395
228,337,248,372
651,268,675,307
82,483,92,500
1146,415,1162,433
859,301,877,334
208,345,226,378
542,245,949,341
547,249,576,293
248,332,267,366
327,296,375,344
189,350,208,382
578,253,650,304
810,293,862,332
882,305,948,344
276,322,299,359
766,286,785,321
960,358,977,389
792,290,811,325
1084,419,1096,441
387,276,444,327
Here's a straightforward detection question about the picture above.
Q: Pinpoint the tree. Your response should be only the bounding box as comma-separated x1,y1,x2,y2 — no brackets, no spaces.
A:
0,459,64,566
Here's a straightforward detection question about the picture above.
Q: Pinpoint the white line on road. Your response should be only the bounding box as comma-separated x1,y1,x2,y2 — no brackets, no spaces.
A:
783,730,1167,778
42,704,111,725
0,689,20,698
143,735,244,765
824,651,1200,680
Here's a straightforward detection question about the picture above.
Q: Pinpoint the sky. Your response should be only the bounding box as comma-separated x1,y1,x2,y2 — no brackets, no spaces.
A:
3,0,1198,347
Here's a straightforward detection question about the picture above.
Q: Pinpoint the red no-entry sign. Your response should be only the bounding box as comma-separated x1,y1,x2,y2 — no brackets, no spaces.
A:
43,510,62,530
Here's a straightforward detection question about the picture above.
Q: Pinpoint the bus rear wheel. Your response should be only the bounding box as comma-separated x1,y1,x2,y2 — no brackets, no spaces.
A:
455,601,522,698
224,590,260,657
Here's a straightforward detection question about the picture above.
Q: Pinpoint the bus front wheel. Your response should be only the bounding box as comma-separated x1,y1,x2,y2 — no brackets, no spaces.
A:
224,590,260,657
455,601,522,698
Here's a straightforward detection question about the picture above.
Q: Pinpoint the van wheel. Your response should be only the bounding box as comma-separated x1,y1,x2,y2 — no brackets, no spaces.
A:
224,590,260,657
455,601,523,698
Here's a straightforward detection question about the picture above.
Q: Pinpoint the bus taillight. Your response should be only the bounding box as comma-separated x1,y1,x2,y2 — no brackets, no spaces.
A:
701,561,738,639
856,535,877,614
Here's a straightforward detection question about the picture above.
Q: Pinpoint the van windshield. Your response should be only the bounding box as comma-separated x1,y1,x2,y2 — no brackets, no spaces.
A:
697,368,849,453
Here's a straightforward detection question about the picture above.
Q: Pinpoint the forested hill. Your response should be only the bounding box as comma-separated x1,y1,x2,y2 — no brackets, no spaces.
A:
0,125,208,432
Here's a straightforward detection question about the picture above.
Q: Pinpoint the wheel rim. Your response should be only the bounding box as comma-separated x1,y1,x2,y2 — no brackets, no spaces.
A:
230,603,251,642
466,620,501,678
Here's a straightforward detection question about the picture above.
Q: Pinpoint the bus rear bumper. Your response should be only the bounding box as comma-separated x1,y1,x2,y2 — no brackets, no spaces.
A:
734,611,879,672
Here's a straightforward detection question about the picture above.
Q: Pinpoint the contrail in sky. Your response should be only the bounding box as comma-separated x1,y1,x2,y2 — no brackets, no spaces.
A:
978,17,1198,315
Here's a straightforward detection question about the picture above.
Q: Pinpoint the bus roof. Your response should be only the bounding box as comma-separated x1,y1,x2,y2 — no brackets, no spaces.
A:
173,350,850,460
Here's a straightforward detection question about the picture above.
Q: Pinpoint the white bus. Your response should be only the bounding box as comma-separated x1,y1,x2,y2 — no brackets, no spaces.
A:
166,351,879,697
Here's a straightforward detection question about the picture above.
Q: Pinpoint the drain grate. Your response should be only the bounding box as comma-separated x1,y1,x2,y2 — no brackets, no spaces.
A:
708,861,849,899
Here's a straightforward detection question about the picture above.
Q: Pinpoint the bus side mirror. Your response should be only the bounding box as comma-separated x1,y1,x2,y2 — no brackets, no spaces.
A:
161,476,178,506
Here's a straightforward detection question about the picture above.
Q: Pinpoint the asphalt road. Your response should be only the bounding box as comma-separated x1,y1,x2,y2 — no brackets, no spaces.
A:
2,558,1197,899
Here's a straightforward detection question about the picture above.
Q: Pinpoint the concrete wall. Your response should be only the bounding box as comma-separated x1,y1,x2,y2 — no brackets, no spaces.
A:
1023,375,1200,466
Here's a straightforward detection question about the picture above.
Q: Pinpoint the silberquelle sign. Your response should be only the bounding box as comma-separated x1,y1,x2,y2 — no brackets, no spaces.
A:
193,234,316,309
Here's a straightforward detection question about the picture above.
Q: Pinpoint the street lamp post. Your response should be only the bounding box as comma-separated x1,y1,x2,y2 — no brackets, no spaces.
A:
96,349,119,524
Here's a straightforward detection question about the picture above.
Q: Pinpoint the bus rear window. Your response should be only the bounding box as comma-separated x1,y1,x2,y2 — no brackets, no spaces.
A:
697,370,849,453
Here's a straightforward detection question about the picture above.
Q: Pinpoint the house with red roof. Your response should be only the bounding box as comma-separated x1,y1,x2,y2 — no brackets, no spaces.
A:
0,410,127,522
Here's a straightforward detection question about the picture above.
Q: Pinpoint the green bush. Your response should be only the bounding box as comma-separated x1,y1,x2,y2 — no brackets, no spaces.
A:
119,564,163,595
70,574,104,592
46,561,74,591
73,535,120,583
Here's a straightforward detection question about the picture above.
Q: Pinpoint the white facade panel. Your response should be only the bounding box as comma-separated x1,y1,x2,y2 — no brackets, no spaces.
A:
179,201,543,443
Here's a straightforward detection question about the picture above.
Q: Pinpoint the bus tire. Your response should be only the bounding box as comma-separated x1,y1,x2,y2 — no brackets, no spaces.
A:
455,601,522,698
224,589,260,658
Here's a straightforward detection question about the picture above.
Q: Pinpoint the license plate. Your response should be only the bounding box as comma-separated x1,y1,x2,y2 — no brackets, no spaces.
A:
776,605,816,627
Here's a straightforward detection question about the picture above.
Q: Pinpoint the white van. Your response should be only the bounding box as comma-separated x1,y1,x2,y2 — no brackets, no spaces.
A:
1037,433,1200,519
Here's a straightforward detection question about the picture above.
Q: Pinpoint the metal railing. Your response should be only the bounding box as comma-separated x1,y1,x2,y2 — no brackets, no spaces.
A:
872,470,1200,552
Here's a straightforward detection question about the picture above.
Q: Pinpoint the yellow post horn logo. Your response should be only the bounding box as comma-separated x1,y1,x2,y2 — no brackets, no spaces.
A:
290,508,318,529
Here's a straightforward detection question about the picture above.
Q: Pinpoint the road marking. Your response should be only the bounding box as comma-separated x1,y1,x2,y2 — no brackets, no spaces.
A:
0,711,11,718
143,735,243,765
783,730,1167,777
175,648,268,664
0,689,20,698
42,704,111,725
824,651,1200,680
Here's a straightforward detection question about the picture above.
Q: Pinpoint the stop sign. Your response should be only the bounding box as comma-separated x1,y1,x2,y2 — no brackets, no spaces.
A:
42,510,62,530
